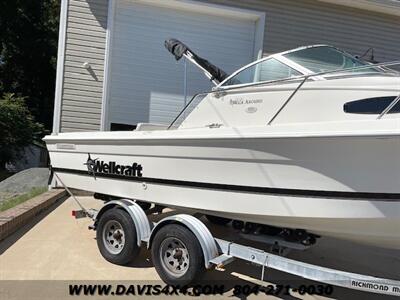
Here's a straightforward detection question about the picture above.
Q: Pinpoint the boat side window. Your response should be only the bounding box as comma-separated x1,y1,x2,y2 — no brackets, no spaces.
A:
222,58,301,86
284,46,380,74
344,96,399,114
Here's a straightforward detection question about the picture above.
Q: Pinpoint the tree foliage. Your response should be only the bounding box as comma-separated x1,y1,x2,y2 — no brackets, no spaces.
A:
0,94,44,168
0,1,60,130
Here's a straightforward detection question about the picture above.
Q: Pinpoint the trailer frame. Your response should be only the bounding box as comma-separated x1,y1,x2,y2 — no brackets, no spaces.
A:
87,198,400,297
54,170,400,297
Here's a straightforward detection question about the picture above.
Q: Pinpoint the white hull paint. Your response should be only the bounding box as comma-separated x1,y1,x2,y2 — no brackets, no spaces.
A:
45,121,400,249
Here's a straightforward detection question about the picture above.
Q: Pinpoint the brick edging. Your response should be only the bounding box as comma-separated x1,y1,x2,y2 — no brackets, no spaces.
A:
0,189,67,241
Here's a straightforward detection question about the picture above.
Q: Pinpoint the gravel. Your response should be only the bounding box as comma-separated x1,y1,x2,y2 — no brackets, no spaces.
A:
0,168,49,203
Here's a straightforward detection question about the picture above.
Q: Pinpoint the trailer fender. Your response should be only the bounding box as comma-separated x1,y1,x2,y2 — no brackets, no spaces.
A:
94,199,152,247
148,214,219,268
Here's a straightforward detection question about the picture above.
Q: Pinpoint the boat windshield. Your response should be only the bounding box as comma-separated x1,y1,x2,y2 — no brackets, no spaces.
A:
222,58,302,86
283,46,380,75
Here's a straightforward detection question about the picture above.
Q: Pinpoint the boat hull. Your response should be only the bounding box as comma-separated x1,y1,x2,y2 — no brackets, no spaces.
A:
45,127,400,249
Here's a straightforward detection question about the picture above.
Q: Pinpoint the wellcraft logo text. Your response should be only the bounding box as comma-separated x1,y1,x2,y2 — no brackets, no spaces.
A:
84,154,143,179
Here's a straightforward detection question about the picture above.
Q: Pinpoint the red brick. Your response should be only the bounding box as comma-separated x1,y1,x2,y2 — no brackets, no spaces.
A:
0,189,67,241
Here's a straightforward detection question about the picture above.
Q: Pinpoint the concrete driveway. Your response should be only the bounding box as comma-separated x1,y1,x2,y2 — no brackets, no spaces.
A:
0,196,399,299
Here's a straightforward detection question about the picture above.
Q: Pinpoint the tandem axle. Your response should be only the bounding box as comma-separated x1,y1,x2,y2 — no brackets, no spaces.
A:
55,172,400,297
73,198,400,297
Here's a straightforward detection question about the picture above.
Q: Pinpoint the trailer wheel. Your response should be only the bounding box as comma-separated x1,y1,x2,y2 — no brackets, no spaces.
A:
96,208,140,265
151,224,205,285
206,215,232,225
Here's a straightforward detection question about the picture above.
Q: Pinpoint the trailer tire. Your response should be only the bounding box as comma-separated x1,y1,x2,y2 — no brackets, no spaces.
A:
151,224,205,285
96,208,140,265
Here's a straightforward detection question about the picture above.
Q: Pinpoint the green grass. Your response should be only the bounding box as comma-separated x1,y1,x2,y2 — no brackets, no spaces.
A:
0,186,47,212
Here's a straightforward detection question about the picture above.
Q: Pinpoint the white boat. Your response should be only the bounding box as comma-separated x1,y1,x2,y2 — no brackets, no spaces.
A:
44,40,400,250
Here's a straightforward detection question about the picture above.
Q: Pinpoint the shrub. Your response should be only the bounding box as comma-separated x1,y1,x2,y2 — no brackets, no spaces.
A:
0,93,43,169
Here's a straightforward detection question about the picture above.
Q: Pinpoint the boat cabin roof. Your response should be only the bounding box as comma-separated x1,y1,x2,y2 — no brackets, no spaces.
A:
218,45,383,88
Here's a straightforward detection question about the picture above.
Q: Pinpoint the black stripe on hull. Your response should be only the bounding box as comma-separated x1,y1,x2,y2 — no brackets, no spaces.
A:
52,167,400,201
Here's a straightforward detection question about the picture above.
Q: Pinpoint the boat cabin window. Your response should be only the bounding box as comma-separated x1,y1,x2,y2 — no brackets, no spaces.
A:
283,46,379,74
222,58,301,86
344,96,399,114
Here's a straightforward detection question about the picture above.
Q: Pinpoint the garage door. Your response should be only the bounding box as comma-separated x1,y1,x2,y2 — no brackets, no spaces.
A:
105,0,263,128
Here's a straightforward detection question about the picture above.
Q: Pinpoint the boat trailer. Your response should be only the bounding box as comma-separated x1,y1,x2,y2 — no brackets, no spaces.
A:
54,173,400,297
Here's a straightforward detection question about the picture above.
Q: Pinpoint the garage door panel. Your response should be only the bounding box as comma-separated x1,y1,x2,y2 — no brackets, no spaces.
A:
112,22,255,61
108,0,259,126
114,17,254,41
116,1,252,33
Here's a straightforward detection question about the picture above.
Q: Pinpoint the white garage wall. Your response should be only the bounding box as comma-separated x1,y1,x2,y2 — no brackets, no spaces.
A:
104,0,264,128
